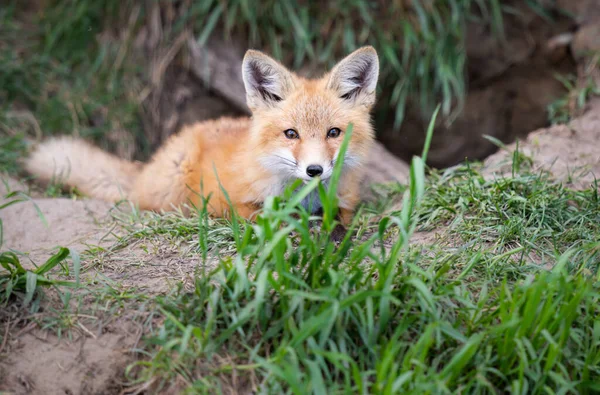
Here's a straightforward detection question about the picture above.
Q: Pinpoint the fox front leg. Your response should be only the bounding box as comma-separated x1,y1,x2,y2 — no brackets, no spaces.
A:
330,206,355,242
330,178,361,242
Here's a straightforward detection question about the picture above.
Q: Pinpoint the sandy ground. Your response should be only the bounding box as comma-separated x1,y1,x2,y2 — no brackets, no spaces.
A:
483,98,600,189
2,197,116,264
1,99,599,394
0,326,139,395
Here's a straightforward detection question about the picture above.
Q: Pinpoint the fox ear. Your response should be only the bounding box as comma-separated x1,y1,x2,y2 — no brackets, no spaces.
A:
242,50,295,110
327,46,379,107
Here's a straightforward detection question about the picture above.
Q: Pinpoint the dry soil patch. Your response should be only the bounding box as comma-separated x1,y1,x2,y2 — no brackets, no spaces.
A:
483,98,600,189
0,324,138,395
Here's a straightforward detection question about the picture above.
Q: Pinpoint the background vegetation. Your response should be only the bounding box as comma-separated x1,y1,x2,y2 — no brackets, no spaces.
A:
0,0,559,175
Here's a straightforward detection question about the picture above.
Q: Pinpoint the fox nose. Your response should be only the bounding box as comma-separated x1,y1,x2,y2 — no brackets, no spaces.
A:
306,165,323,177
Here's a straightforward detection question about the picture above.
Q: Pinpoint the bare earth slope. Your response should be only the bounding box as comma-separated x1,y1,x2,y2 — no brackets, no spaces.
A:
484,98,600,190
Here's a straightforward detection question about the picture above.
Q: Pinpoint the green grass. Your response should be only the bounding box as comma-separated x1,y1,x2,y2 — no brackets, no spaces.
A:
0,133,27,175
420,163,600,270
107,117,600,394
548,69,600,125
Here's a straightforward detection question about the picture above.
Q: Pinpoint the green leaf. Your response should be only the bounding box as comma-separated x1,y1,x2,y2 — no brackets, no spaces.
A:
24,271,38,306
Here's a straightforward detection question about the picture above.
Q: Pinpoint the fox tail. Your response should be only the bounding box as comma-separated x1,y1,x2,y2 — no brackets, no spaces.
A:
24,136,142,202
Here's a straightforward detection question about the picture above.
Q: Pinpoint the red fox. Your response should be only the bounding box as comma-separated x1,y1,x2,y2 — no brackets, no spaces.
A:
25,46,379,232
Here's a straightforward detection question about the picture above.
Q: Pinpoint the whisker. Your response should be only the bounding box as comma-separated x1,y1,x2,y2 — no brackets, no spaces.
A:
273,154,297,167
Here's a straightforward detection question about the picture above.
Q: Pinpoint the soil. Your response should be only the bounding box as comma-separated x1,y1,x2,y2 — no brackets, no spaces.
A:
0,327,137,395
374,1,599,169
1,196,116,265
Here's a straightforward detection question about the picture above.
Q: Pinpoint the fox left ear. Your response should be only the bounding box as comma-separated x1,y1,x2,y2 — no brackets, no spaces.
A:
242,50,295,110
327,46,379,107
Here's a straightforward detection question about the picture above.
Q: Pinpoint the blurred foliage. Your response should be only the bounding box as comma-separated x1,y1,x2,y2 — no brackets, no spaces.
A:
0,0,144,173
0,0,552,174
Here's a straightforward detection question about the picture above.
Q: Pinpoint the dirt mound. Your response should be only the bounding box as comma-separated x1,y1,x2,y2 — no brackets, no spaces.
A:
484,98,600,189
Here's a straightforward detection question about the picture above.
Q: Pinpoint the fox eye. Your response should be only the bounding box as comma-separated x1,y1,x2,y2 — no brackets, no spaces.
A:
327,127,342,138
283,129,299,139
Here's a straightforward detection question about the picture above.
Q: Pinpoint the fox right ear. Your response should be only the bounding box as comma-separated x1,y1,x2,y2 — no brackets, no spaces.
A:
242,50,295,110
327,46,379,107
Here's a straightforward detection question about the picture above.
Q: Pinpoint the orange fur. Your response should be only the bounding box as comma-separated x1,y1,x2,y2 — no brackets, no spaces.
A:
24,47,380,226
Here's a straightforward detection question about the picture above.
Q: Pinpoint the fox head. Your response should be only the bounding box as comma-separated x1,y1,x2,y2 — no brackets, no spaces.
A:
242,46,379,184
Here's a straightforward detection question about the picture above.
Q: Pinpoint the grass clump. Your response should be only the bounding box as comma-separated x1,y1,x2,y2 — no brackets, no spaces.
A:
123,115,600,393
0,246,76,307
419,163,600,273
548,70,600,125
